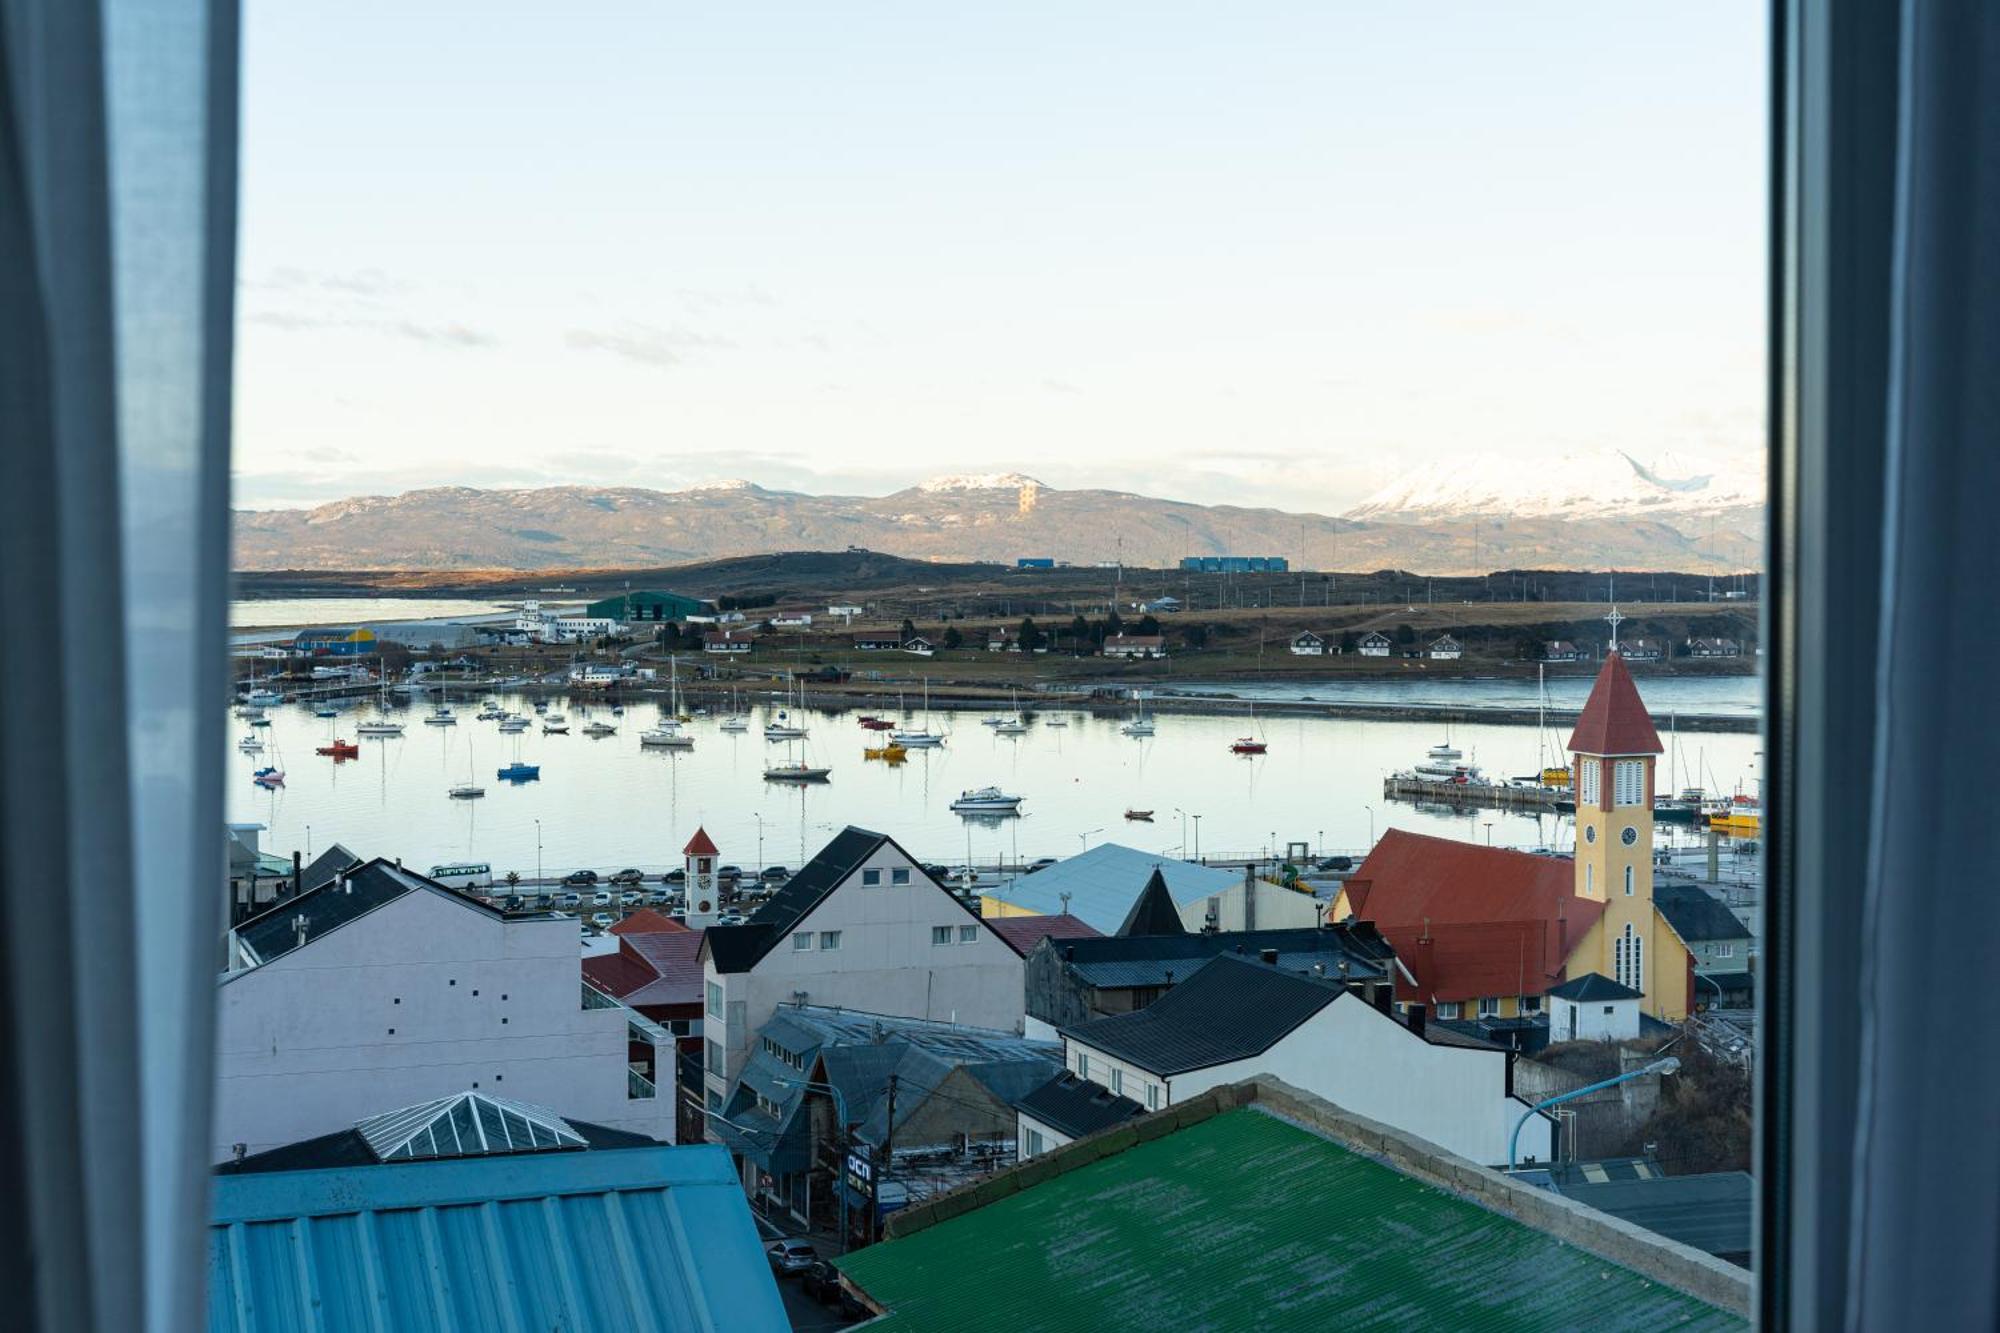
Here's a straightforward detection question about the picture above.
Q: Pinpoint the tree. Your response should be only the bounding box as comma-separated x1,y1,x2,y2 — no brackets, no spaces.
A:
1338,630,1358,654
1069,614,1089,649
900,617,917,643
504,870,521,888
1017,617,1044,652
1105,609,1124,636
1517,636,1545,661
1394,623,1417,644
1136,615,1161,636
1183,623,1209,650
940,625,963,651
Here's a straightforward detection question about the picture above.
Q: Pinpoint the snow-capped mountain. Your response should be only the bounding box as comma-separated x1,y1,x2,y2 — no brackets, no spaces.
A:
914,472,1045,494
1346,449,1764,522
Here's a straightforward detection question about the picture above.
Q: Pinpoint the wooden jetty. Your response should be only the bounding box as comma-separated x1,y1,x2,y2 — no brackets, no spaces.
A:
1382,775,1561,813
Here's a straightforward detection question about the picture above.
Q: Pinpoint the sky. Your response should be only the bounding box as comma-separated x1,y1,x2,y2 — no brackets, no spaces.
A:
235,1,1767,514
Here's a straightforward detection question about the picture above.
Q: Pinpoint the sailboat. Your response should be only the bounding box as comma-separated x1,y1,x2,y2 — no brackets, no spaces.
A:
237,733,264,753
1120,693,1155,737
891,677,944,747
718,686,750,733
424,684,457,726
448,742,485,799
991,690,1027,735
764,674,809,740
641,657,697,747
582,718,617,738
357,666,406,737
541,710,569,734
1230,703,1268,755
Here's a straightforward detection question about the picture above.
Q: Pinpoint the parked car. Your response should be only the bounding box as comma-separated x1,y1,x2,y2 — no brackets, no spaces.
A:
501,895,524,912
1317,855,1354,872
760,865,789,882
663,868,686,884
589,912,614,927
923,864,951,881
563,869,600,885
717,864,743,882
609,867,645,885
592,890,612,906
619,890,641,906
765,1239,817,1275
1027,857,1058,873
802,1260,845,1304
716,912,747,927
645,889,668,904
558,891,581,907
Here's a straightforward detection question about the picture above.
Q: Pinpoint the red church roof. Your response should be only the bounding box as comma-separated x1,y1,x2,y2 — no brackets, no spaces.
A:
1565,652,1664,756
610,908,688,936
683,827,719,856
1346,829,1603,1005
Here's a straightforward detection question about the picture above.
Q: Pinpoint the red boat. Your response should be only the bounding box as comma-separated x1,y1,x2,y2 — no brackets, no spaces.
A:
316,739,360,759
1230,737,1268,755
859,717,895,730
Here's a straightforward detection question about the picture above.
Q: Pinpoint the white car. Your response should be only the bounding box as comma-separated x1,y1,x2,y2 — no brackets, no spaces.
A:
592,891,612,906
590,912,615,927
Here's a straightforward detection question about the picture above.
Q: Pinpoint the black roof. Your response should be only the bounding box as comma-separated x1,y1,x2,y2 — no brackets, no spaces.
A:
704,826,982,973
299,842,361,892
1034,924,1396,992
215,1118,659,1175
1015,1071,1146,1139
1547,972,1645,1002
232,859,499,967
1653,880,1753,943
1061,954,1346,1076
1561,1172,1753,1262
1116,868,1187,938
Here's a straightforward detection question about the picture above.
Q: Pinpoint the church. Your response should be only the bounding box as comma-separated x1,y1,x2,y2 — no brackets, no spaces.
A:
1333,652,1694,1027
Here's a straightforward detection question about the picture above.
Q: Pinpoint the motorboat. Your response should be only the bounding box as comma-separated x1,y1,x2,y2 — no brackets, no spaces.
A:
244,689,284,706
582,721,617,738
313,705,340,719
249,716,272,728
763,762,831,783
542,719,570,735
1231,737,1268,755
315,739,360,759
1124,809,1154,821
448,783,485,799
950,786,1023,814
356,719,405,737
1120,717,1155,737
640,725,694,749
1044,717,1068,728
236,735,263,752
251,766,284,787
863,742,907,761
497,715,530,733
496,762,540,782
859,717,895,731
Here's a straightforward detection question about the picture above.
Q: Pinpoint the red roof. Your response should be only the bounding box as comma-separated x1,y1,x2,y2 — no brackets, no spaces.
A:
583,926,707,1011
1347,829,1603,1004
1565,652,1664,756
683,827,719,856
611,908,688,936
984,913,1103,957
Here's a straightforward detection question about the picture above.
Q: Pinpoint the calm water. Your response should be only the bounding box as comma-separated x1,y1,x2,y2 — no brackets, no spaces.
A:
230,598,523,630
225,690,1762,879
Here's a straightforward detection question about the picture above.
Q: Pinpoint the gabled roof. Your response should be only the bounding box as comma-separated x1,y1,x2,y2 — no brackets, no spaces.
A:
983,913,1102,958
977,844,1239,935
683,826,719,856
1566,652,1664,755
209,1145,787,1331
1033,924,1396,993
215,1113,656,1175
356,1092,590,1161
1653,881,1753,943
611,907,689,935
703,827,979,973
1117,868,1188,937
1062,954,1346,1076
1346,830,1603,1004
1015,1071,1145,1139
584,926,707,1009
231,859,501,969
1547,972,1644,1002
299,842,361,891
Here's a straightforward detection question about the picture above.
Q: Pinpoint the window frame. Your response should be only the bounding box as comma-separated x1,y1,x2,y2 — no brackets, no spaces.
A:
791,931,814,952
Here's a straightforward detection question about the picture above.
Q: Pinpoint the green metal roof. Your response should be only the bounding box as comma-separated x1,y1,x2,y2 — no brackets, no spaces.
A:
837,1108,1745,1332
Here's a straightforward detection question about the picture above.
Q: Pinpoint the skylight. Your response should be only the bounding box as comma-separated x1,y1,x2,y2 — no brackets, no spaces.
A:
356,1091,587,1161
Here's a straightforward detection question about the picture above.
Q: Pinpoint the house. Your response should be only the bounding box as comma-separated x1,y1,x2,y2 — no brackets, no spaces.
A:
585,589,712,623
1685,636,1742,658
978,843,1320,935
840,1081,1747,1329
1022,921,1402,1035
1545,639,1583,661
1619,637,1664,662
710,1006,1060,1234
769,610,813,628
1546,972,1644,1042
985,627,1018,652
549,614,623,640
1101,633,1166,659
1429,633,1464,660
854,632,904,651
1054,953,1550,1165
704,628,756,654
902,635,935,655
1014,1070,1145,1158
982,912,1102,959
1358,630,1392,657
698,827,1027,1118
828,603,865,618
1335,653,1696,1023
1140,595,1182,614
566,662,627,686
1653,879,1755,1008
209,1109,786,1331
1289,630,1327,656
213,858,676,1160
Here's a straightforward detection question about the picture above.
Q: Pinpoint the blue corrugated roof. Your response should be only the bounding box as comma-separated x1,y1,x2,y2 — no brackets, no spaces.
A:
208,1144,787,1332
978,844,1241,934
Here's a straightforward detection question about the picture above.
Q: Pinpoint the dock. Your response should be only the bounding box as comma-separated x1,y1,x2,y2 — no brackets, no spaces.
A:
1382,775,1561,813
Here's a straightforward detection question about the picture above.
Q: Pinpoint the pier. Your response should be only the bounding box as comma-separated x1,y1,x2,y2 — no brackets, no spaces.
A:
1381,774,1561,813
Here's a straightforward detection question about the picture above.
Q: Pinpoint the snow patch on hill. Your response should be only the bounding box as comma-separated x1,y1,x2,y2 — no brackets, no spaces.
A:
1346,449,1764,522
915,472,1044,493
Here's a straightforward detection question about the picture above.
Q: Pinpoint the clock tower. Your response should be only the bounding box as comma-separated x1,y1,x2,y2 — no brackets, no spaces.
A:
1567,652,1687,1019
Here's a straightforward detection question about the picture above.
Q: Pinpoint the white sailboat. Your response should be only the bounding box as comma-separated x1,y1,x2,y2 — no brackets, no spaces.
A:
991,689,1027,735
891,677,944,747
1121,693,1156,736
764,674,809,740
357,666,405,737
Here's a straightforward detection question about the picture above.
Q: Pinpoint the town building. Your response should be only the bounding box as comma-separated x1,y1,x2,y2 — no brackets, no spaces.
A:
214,858,674,1160
290,626,379,657
1022,920,1402,1035
710,1006,1060,1234
1521,1159,1755,1268
828,603,865,618
837,1080,1747,1328
585,589,711,623
1546,972,1644,1042
699,828,1026,1117
982,912,1102,958
1100,633,1166,659
853,631,904,651
985,627,1018,652
703,628,756,654
1685,636,1743,658
1335,652,1697,1022
1177,555,1289,573
1428,633,1463,660
549,614,623,640
1654,878,1756,1008
901,635,935,655
769,610,813,628
1054,953,1549,1164
1358,630,1393,656
1289,630,1327,656
1544,639,1585,661
1014,1069,1145,1158
1619,637,1665,662
979,843,1320,935
209,1107,786,1330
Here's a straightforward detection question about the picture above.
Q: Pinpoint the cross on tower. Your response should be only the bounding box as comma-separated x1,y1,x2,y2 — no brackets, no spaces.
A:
1604,605,1626,654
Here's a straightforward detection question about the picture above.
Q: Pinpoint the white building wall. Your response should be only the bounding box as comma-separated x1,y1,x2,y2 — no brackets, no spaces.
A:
214,890,671,1161
1183,880,1323,934
1068,994,1551,1166
704,844,1026,1099
1016,1110,1073,1159
1549,995,1640,1043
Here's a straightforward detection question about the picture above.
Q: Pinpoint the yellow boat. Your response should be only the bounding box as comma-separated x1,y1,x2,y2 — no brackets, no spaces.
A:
1708,797,1762,836
863,743,908,761
1540,765,1572,788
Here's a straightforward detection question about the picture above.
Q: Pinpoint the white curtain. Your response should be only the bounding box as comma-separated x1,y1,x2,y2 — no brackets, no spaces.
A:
0,2,236,1330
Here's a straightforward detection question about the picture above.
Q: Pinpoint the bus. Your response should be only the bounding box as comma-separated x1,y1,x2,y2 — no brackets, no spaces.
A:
426,862,493,891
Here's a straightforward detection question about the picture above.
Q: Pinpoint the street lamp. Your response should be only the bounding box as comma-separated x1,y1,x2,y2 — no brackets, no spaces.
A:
534,818,543,884
1484,822,1494,846
753,811,765,874
1173,808,1188,857
1191,814,1202,861
1362,805,1374,849
1079,827,1104,854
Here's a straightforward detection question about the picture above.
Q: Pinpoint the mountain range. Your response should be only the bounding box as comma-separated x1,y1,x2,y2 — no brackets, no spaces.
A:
232,451,1763,575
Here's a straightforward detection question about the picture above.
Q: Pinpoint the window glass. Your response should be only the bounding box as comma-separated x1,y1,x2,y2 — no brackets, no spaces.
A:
1110,1068,1123,1095
792,931,813,951
819,930,841,951
959,924,978,943
706,981,721,1017
891,867,911,885
861,869,881,886
931,926,951,945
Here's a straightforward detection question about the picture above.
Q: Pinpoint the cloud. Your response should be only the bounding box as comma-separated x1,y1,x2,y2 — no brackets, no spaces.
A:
243,310,498,348
564,322,738,369
1041,378,1083,395
240,267,412,299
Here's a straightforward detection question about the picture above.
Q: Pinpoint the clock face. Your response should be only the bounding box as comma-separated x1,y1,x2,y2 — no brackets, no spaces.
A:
1621,826,1639,846
1584,826,1597,844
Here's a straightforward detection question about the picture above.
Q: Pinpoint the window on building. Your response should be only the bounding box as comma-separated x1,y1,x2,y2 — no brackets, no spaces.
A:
1024,1127,1044,1156
1586,864,1594,896
1614,758,1645,807
1718,942,1734,958
891,867,911,885
929,926,949,946
1147,1083,1159,1110
1110,1068,1123,1095
1076,1052,1089,1080
1520,994,1541,1014
1477,997,1499,1017
958,924,977,943
1579,757,1601,805
706,980,721,1018
861,868,881,886
792,931,814,952
1436,1002,1462,1019
706,1039,723,1072
1624,865,1635,896
819,930,841,951
1615,922,1644,991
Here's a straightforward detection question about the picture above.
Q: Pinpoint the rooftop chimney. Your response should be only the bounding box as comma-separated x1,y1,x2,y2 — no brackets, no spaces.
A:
1311,962,1326,977
1408,1003,1427,1038
1259,948,1279,965
1373,981,1394,1015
